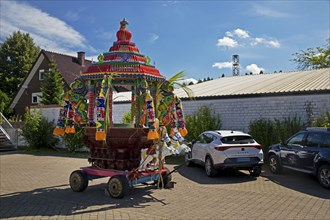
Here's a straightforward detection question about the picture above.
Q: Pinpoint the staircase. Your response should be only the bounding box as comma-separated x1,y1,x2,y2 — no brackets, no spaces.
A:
0,113,17,151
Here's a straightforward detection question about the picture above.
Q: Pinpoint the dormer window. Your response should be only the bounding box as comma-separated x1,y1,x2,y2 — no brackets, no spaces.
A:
39,69,45,80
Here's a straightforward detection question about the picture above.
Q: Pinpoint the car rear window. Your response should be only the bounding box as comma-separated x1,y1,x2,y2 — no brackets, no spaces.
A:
221,135,255,144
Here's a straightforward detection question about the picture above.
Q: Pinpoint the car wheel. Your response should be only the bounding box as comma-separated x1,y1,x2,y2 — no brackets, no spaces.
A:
185,152,194,167
269,155,282,174
317,164,330,189
249,166,262,177
205,156,218,177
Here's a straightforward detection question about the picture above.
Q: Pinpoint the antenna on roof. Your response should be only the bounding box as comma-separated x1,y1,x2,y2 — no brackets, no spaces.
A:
232,54,240,76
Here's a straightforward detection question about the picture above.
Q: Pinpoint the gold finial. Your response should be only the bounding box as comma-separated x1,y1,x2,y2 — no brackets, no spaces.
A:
120,18,129,30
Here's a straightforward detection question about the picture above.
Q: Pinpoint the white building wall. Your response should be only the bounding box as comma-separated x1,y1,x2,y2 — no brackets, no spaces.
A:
112,94,330,132
35,93,329,133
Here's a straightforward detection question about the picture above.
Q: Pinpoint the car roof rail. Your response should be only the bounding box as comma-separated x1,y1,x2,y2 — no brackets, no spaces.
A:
304,127,330,132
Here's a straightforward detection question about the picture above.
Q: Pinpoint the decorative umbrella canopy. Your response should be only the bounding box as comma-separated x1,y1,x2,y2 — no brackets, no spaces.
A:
80,19,166,83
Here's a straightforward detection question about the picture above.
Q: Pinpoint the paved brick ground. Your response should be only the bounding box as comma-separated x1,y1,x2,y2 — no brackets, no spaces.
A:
0,152,329,220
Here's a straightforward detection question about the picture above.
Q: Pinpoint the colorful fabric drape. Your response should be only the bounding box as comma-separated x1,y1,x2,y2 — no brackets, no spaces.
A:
107,84,113,127
53,104,66,136
64,93,75,134
130,86,136,122
95,91,106,141
146,90,159,140
169,104,177,137
157,91,175,126
87,82,95,125
175,97,188,136
69,78,88,126
139,81,147,126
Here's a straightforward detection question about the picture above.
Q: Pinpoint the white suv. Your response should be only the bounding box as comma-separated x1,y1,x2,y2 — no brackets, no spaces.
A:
185,130,264,177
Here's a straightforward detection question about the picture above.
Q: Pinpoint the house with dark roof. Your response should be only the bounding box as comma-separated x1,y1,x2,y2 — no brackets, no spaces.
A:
10,50,92,117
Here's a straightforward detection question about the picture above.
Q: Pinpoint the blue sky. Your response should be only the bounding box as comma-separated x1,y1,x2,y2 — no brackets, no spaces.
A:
1,0,329,81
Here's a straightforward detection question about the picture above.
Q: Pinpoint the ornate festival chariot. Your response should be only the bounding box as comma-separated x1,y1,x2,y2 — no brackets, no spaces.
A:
53,19,191,198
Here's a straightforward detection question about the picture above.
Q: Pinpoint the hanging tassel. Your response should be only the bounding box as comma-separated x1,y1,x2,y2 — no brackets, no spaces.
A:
95,129,106,141
147,130,159,140
65,126,76,134
178,127,188,136
53,127,65,136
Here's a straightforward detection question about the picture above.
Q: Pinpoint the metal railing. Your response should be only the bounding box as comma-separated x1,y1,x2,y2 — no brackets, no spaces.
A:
0,112,18,149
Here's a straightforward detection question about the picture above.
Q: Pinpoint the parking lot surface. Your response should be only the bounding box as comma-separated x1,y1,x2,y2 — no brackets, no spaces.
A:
1,152,329,220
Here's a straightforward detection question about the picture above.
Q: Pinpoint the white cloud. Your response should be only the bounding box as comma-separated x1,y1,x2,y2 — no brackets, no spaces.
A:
252,37,280,48
162,1,178,7
246,64,265,74
1,1,96,54
216,37,238,48
226,28,249,39
149,33,160,43
253,5,290,18
212,62,232,69
220,28,279,49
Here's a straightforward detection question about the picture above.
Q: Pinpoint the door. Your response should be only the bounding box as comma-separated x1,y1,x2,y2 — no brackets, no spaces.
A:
297,132,324,171
281,132,306,168
192,134,207,162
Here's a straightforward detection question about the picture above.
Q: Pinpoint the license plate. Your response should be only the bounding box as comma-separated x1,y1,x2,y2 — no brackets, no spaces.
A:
237,157,250,162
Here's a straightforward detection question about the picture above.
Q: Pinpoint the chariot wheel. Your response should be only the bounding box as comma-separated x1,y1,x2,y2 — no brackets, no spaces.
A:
107,175,130,199
69,170,89,192
155,167,172,188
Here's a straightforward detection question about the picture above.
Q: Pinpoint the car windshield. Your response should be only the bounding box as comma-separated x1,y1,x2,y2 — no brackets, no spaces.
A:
221,135,255,144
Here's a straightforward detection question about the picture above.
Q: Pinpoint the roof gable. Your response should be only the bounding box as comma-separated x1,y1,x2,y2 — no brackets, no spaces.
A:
42,50,92,85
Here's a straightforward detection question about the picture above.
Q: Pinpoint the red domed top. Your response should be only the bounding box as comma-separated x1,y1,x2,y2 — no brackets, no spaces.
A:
116,18,132,42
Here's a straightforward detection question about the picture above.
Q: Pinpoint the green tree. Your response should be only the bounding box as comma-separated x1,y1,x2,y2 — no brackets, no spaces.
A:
0,31,40,97
40,60,64,104
291,38,330,70
0,90,12,115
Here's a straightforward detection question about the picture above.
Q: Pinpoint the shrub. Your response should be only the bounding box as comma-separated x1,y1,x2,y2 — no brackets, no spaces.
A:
21,108,58,149
313,111,330,127
249,116,304,154
184,105,221,141
248,119,275,154
122,111,131,124
62,125,85,152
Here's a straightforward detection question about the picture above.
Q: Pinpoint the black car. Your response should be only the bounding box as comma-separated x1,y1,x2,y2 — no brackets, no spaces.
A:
267,127,330,189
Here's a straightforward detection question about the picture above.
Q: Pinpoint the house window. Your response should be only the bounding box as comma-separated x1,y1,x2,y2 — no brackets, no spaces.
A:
31,92,42,104
39,69,45,80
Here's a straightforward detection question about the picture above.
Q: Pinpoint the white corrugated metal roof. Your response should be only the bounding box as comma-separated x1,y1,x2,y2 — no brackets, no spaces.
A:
113,68,330,102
